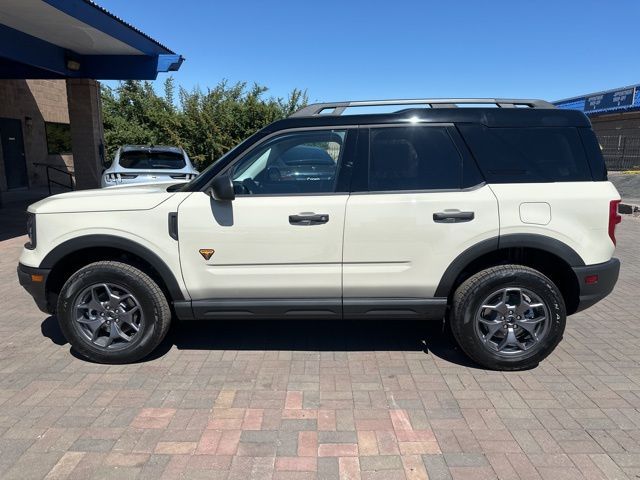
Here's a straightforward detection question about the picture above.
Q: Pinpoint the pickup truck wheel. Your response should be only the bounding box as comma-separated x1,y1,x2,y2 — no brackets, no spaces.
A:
451,265,566,371
57,261,171,364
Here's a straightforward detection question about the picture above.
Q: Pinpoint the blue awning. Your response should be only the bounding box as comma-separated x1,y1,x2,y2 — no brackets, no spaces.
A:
0,0,183,80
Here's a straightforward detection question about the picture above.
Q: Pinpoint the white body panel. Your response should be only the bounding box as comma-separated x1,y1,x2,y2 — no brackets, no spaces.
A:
490,182,619,265
176,192,348,300
342,185,500,298
27,183,177,213
20,188,191,298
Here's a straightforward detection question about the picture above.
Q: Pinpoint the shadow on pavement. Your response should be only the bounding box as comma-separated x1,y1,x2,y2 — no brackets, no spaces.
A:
41,316,68,345
41,315,482,369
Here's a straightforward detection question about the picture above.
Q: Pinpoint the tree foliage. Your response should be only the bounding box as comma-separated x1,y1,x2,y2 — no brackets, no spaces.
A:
101,79,307,169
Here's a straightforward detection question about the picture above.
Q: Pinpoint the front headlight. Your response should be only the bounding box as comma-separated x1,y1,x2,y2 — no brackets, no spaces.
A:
25,212,36,250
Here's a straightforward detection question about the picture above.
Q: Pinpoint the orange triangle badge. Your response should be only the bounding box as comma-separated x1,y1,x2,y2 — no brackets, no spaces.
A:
199,249,215,260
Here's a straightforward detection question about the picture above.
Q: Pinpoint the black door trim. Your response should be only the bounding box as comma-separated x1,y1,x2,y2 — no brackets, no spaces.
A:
189,298,342,320
175,297,448,321
343,297,447,320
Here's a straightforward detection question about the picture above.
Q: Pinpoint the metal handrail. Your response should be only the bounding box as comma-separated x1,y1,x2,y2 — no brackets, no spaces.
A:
33,162,74,195
290,98,556,117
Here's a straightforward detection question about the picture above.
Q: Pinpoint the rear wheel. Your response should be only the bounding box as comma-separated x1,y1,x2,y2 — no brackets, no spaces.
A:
451,265,566,371
57,261,171,364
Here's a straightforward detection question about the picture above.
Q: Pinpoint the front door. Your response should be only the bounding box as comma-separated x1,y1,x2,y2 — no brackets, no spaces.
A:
0,118,28,189
177,128,355,318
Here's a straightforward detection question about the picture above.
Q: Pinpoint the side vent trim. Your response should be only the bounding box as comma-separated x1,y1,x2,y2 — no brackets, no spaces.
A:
168,212,178,240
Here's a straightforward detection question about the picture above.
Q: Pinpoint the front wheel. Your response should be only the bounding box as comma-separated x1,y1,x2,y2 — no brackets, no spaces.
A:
57,261,171,364
451,265,566,371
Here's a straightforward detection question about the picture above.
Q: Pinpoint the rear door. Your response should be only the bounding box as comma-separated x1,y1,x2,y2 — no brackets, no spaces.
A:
342,124,499,317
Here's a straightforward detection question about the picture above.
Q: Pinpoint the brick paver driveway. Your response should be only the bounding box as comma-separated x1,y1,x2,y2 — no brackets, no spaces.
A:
1,207,639,480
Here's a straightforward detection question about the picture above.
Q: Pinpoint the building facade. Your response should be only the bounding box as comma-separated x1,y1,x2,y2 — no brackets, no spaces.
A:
555,85,640,170
0,79,74,193
0,0,182,205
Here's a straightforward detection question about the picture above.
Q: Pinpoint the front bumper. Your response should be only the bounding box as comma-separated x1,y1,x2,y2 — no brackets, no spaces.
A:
572,258,620,313
17,263,52,314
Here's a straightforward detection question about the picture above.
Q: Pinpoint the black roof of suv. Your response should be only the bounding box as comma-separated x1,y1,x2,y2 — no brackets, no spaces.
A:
181,98,598,192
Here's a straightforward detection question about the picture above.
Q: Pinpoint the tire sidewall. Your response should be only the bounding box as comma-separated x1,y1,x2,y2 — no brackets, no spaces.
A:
57,265,163,363
455,268,566,369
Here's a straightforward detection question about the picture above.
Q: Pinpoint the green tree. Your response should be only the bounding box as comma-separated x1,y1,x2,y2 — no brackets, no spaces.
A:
101,79,307,169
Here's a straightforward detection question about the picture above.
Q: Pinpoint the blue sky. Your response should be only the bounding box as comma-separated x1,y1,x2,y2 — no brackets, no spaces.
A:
99,0,640,103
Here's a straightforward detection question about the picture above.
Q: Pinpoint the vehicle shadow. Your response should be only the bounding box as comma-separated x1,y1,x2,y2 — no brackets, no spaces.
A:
40,316,482,369
41,316,68,345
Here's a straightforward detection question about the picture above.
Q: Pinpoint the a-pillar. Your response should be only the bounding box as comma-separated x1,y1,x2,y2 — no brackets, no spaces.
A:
65,78,105,189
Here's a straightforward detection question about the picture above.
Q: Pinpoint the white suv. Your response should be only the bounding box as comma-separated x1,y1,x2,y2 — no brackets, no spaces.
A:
18,99,621,370
101,145,198,188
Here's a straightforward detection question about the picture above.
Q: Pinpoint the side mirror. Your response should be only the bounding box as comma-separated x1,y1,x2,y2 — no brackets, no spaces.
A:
207,172,235,201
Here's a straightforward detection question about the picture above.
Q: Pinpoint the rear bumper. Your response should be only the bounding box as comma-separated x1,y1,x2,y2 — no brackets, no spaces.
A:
17,263,52,314
572,258,620,313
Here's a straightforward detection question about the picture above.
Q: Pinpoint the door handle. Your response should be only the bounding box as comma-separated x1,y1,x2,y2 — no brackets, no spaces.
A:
433,210,475,223
289,213,329,225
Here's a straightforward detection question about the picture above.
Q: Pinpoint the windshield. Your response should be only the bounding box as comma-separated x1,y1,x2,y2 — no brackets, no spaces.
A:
119,151,185,170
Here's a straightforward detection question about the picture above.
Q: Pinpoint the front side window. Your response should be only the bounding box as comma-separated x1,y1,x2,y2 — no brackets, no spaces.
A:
231,130,346,195
369,126,462,191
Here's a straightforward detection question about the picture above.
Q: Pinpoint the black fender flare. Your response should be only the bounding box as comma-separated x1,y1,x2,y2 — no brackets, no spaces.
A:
40,234,185,301
434,234,585,297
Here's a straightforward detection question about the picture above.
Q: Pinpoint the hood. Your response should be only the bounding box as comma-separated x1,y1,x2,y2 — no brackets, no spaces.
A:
29,182,177,214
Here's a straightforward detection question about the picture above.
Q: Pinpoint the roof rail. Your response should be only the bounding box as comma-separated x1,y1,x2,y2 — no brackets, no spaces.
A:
290,98,556,117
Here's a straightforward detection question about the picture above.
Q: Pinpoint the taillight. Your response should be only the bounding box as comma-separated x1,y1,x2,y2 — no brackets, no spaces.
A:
609,200,622,245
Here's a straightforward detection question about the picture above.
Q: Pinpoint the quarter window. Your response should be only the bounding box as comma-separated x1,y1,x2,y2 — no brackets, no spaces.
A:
369,126,462,191
458,125,592,183
231,130,346,195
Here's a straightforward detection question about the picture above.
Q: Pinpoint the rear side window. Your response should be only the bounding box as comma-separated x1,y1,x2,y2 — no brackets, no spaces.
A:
458,125,592,183
369,126,461,191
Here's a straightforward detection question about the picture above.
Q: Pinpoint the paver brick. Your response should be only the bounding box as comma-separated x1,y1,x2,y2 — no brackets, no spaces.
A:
1,209,639,478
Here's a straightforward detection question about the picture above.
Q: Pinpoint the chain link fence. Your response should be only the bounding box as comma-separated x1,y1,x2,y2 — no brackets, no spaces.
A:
598,135,640,171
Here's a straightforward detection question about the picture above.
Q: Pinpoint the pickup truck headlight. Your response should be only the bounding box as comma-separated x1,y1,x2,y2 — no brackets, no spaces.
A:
25,212,36,250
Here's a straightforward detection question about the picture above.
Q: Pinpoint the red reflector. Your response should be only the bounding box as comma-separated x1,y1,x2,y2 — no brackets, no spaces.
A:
584,274,598,285
609,200,622,246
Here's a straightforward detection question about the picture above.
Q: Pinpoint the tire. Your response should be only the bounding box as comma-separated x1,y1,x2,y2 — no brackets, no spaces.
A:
450,265,566,371
57,261,171,364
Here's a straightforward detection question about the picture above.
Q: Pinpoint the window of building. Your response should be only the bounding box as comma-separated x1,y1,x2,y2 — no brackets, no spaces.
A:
45,122,72,155
369,126,462,191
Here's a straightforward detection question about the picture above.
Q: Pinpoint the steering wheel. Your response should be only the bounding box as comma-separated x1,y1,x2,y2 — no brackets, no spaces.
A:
267,167,281,182
241,178,260,194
